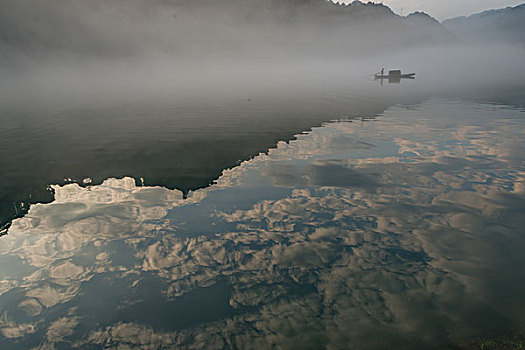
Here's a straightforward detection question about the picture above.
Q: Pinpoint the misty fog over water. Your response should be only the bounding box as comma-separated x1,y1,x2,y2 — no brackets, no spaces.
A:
0,0,524,349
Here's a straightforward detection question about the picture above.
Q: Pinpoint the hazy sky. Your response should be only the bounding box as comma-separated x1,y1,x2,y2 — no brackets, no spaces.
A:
364,0,524,20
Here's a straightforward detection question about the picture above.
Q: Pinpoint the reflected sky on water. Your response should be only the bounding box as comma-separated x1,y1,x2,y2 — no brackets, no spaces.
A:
0,99,524,349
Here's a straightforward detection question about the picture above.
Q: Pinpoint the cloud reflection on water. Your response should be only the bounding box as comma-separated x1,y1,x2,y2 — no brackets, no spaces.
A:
0,99,524,349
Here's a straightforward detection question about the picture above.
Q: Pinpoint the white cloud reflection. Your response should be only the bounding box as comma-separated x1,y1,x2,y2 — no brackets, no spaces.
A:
0,99,524,348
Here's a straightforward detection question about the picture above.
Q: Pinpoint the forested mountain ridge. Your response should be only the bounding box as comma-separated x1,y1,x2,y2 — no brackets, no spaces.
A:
443,3,525,46
0,0,452,59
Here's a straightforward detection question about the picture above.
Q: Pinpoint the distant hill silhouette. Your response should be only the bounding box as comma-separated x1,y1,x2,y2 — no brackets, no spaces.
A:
443,3,525,46
0,0,452,59
404,11,453,45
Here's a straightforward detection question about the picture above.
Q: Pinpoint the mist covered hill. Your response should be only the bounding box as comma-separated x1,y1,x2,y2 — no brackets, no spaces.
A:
443,3,525,46
0,0,452,61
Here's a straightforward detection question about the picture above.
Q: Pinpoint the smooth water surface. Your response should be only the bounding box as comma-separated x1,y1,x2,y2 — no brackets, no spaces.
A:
0,97,524,349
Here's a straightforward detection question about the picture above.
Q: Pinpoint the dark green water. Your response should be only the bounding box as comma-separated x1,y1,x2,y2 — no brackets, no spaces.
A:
0,84,524,348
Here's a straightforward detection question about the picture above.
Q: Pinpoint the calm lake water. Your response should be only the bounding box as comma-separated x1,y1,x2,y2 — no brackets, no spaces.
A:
0,77,524,348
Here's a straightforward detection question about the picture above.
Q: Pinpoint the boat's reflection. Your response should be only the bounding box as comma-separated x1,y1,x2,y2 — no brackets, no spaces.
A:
374,76,416,85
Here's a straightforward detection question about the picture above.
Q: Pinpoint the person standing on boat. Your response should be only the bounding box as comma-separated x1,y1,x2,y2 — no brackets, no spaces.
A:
381,68,384,77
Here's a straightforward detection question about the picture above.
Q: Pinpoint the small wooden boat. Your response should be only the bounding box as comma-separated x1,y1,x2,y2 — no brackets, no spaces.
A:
374,70,415,79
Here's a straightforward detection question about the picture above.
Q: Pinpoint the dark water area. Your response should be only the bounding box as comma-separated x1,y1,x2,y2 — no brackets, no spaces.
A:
0,65,401,232
0,65,524,349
